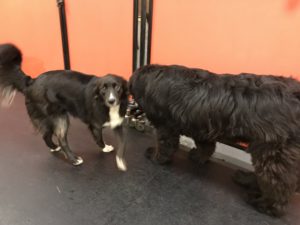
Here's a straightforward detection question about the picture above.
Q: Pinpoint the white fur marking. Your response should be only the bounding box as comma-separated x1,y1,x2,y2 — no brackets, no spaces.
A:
116,156,127,171
73,156,84,166
103,104,124,129
102,144,114,153
54,117,68,138
103,122,110,127
50,146,61,153
109,92,115,102
1,87,16,107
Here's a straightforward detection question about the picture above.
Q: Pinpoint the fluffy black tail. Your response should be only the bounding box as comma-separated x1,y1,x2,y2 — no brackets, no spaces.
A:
0,43,31,107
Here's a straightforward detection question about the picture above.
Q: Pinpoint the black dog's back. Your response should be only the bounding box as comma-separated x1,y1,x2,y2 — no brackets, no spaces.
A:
30,70,94,98
26,70,95,119
130,64,300,142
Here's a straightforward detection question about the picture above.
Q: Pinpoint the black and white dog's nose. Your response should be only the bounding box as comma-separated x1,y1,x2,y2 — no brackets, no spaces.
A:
108,98,115,104
108,92,116,105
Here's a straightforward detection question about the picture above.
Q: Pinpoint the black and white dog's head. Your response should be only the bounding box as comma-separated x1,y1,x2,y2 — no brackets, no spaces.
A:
94,74,128,107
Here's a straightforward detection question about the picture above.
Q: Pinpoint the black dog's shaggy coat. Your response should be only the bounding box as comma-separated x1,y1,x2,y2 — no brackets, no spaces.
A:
0,44,128,170
129,64,300,216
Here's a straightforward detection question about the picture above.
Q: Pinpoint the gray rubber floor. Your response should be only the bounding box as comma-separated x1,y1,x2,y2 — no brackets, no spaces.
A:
0,94,299,225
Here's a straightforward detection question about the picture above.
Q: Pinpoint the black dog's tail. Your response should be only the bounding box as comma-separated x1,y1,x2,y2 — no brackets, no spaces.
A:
0,44,31,107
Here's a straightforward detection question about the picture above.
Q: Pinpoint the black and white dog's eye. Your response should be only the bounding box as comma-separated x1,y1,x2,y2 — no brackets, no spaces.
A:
115,85,121,91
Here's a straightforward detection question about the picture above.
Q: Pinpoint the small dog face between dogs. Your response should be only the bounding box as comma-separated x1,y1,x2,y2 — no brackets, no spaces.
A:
97,76,125,107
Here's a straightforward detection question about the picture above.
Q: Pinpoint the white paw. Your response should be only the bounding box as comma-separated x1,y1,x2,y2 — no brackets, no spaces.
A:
50,146,61,153
72,156,84,166
102,145,114,153
116,156,127,171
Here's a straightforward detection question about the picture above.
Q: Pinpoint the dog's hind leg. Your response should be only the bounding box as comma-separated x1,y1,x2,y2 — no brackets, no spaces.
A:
145,127,180,165
43,130,61,153
248,142,300,217
189,140,216,164
53,115,83,166
26,101,61,152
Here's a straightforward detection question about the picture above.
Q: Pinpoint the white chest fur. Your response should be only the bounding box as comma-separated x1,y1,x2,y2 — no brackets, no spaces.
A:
103,105,124,129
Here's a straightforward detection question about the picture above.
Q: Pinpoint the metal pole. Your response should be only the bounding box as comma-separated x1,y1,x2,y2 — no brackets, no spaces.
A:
139,0,147,67
146,0,153,65
57,0,70,70
133,0,139,72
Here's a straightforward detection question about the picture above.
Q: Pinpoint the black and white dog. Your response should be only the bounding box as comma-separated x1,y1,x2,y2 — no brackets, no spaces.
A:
129,64,300,216
0,44,128,170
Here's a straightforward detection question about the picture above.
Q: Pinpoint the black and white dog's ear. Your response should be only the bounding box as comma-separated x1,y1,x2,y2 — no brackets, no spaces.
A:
121,78,129,96
92,79,102,99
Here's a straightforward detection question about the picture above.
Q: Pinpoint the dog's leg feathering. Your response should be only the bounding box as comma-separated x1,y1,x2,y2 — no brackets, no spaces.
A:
54,115,83,166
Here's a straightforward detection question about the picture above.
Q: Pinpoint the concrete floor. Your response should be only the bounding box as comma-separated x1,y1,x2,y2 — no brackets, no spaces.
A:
0,94,299,225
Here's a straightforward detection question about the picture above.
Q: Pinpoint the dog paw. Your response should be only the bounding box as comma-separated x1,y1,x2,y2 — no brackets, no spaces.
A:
188,148,199,161
189,148,211,164
50,146,61,153
145,147,155,159
145,147,172,165
72,156,84,166
247,195,285,217
233,170,258,190
102,145,114,153
116,156,127,171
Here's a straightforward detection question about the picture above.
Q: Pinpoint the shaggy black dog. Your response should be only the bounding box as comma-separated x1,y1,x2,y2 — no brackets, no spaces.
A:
0,44,128,170
129,64,300,216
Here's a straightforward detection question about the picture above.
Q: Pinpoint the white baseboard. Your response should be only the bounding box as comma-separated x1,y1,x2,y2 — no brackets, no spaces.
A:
179,136,254,171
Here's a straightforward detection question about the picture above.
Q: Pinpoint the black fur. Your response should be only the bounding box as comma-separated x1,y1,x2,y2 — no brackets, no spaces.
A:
129,64,300,217
0,44,128,168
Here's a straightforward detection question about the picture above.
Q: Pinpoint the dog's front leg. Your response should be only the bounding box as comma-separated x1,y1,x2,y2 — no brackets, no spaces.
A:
89,125,114,153
113,125,127,171
232,170,259,190
189,140,216,164
145,127,180,165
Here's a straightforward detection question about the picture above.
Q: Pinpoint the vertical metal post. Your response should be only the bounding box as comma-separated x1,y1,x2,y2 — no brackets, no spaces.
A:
139,0,147,67
146,0,153,65
57,0,70,70
133,0,139,72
